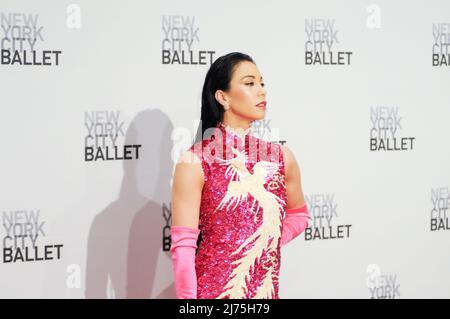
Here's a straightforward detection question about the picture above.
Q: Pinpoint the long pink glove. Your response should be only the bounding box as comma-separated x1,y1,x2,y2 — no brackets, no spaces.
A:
170,225,200,299
280,203,311,247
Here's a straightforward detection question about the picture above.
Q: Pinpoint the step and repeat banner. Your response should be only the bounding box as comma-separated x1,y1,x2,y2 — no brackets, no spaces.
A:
0,0,449,298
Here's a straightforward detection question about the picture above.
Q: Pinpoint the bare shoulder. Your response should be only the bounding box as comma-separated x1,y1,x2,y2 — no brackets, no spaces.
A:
280,144,297,172
280,144,306,208
177,148,201,164
280,144,304,182
171,148,204,228
173,148,204,186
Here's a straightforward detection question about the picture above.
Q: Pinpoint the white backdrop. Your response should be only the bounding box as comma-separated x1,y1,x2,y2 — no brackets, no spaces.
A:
0,0,449,298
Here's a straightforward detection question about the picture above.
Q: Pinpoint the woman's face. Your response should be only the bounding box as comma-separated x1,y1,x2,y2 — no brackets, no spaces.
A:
218,61,267,122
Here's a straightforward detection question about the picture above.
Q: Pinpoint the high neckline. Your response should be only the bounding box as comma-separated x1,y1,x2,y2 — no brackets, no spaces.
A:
217,122,252,140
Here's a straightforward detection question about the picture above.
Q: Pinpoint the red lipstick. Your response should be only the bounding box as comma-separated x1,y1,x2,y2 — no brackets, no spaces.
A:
256,101,267,108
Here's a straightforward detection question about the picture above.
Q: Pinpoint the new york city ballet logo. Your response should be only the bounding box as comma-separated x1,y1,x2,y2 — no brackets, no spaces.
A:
366,265,401,299
303,194,352,241
430,187,450,231
2,209,63,263
0,12,62,66
161,15,215,65
251,119,287,146
369,106,416,151
162,202,171,251
84,110,142,162
304,18,353,66
432,22,450,67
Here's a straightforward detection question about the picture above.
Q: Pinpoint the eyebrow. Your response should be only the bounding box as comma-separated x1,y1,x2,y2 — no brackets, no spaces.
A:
241,75,263,80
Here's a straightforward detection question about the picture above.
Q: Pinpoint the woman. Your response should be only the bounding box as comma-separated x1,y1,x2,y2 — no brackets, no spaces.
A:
170,52,310,299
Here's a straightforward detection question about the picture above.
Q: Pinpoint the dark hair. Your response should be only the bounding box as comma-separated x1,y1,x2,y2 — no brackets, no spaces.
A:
194,52,255,143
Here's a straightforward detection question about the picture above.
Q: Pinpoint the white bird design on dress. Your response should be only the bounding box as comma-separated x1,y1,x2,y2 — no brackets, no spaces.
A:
214,147,286,299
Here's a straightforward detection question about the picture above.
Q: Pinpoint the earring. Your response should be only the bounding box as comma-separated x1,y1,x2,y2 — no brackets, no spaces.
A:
224,104,229,110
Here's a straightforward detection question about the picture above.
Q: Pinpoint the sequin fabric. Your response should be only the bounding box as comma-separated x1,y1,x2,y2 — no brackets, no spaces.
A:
188,122,287,299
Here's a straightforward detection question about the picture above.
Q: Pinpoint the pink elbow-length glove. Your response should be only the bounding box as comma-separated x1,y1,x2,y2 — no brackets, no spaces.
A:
280,203,311,247
170,225,200,299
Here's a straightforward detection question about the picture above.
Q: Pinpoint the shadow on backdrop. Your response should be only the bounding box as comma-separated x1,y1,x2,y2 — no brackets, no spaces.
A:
85,109,175,298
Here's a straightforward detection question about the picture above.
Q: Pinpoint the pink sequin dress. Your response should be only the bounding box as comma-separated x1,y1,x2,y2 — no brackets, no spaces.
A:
188,122,287,299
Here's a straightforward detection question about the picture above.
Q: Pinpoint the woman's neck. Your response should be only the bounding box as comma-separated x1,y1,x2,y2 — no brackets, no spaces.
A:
222,115,251,130
219,121,252,139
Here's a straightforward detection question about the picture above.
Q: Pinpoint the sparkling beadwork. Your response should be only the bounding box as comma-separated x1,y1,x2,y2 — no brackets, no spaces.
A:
188,122,287,299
